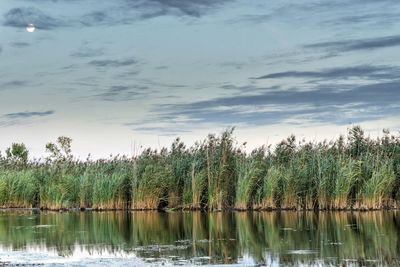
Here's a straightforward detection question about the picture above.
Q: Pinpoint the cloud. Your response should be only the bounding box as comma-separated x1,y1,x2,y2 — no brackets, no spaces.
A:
96,85,149,101
155,65,169,70
77,0,233,27
80,11,115,26
71,47,104,58
322,13,400,27
114,70,141,79
8,1,226,30
89,59,138,67
3,7,65,30
9,42,30,48
219,84,280,95
226,14,273,24
1,80,28,90
305,35,400,53
219,61,247,70
4,110,55,119
0,110,55,127
151,82,400,127
126,0,233,18
254,65,400,80
227,1,400,29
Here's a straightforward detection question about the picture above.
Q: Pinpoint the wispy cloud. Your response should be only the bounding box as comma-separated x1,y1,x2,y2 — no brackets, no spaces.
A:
322,13,400,27
254,65,400,80
229,0,400,24
96,85,149,101
126,0,233,18
89,58,138,67
80,11,115,26
155,65,169,70
77,0,234,27
71,47,104,58
226,14,272,24
4,110,55,119
3,7,65,30
1,80,28,90
151,82,400,127
0,110,55,127
9,42,30,48
305,35,400,53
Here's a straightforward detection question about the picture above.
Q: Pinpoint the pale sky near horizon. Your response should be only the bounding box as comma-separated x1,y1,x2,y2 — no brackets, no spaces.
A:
0,0,400,159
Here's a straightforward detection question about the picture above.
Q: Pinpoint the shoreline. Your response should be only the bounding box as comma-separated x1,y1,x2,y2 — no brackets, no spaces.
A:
0,207,398,213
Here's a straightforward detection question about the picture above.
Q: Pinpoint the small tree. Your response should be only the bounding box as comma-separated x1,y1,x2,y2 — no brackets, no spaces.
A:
46,136,73,162
5,143,29,165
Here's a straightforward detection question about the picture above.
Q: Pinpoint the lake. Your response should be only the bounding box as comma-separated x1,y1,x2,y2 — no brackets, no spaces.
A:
0,210,398,266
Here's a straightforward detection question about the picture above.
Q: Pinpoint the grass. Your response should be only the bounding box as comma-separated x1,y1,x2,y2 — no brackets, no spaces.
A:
0,126,399,211
0,169,37,208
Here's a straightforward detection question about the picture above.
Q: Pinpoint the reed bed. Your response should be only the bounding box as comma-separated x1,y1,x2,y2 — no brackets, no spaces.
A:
0,126,399,210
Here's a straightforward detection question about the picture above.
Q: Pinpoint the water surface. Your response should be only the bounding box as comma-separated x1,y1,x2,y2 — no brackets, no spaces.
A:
0,210,399,266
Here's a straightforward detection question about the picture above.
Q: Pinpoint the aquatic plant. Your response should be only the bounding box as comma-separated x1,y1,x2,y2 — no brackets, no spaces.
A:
0,126,398,211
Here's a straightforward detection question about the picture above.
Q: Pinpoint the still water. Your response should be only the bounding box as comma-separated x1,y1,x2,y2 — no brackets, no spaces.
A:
0,210,398,266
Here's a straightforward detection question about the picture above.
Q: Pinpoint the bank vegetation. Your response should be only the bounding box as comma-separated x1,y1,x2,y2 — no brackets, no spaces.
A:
0,126,399,211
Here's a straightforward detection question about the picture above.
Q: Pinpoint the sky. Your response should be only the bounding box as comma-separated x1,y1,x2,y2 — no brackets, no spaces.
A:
0,0,400,159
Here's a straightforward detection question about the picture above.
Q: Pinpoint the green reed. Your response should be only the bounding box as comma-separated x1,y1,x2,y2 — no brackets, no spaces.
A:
0,126,399,210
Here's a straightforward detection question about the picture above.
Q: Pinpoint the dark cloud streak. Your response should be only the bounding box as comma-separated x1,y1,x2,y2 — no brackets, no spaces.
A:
71,47,104,58
80,11,114,26
89,59,138,67
254,65,400,80
96,85,150,101
153,82,400,126
9,42,30,48
305,35,400,53
1,80,28,90
4,110,55,119
322,13,400,27
0,110,55,127
77,0,234,27
126,0,233,18
3,7,65,30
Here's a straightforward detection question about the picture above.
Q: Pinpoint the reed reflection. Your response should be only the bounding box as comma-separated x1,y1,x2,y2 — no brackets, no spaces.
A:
0,211,398,265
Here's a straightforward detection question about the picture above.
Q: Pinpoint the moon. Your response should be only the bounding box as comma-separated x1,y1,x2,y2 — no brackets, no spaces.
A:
26,24,36,33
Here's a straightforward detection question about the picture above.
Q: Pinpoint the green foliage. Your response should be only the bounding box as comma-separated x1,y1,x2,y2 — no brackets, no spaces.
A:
46,136,73,162
0,169,37,207
206,128,238,210
5,143,28,165
235,148,267,209
0,127,399,210
132,149,174,209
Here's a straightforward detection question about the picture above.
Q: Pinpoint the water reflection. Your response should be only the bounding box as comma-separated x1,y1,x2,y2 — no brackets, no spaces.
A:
0,210,399,266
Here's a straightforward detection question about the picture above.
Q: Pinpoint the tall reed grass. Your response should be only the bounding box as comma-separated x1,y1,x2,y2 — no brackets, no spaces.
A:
0,126,398,210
